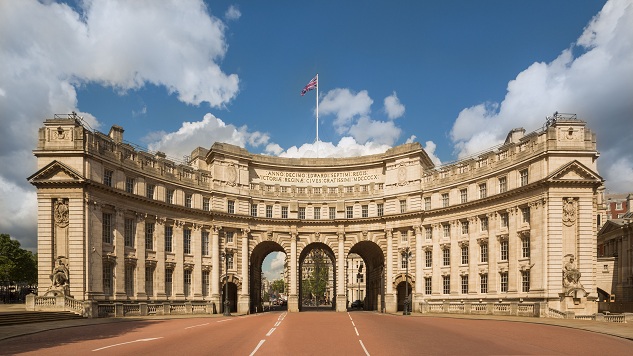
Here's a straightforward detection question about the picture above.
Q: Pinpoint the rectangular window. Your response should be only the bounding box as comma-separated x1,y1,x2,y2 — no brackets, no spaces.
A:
500,212,509,228
328,187,336,194
298,187,307,194
443,276,450,295
251,203,258,217
165,226,173,253
443,248,450,266
184,269,192,297
226,231,234,243
125,264,134,296
401,231,408,243
425,227,432,240
362,205,368,218
377,203,384,217
227,254,234,270
202,231,209,256
480,243,488,263
203,197,210,211
146,184,155,200
521,207,530,224
400,200,407,213
520,169,528,187
481,217,488,232
461,221,469,235
500,272,508,293
145,268,153,297
167,189,174,204
425,250,432,268
104,169,113,187
102,213,112,244
479,183,487,199
443,224,450,238
227,200,235,214
346,206,353,219
424,197,431,210
314,207,321,220
329,207,336,219
425,277,432,295
460,189,468,204
522,237,530,258
461,245,469,265
499,176,507,193
480,274,488,294
313,187,321,195
266,205,273,218
202,271,210,297
125,177,135,193
500,240,508,261
401,255,409,270
165,269,173,297
461,275,468,294
124,218,135,248
299,207,306,220
103,264,113,296
281,206,288,219
441,193,449,208
184,228,191,254
145,222,154,250
185,193,192,208
346,186,353,193
522,271,530,292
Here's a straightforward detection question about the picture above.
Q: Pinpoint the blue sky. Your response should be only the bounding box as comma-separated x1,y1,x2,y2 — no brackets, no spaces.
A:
1,1,632,280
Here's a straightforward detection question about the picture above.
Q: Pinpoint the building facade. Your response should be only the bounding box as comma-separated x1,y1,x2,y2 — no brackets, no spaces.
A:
29,113,604,315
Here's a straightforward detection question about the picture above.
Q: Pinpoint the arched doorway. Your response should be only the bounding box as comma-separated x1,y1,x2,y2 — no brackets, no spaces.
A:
348,241,385,311
221,279,239,313
396,278,413,312
298,243,336,311
250,241,286,313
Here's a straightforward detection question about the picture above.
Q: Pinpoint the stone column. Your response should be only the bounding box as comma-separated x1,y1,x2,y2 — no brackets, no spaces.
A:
238,228,250,314
385,228,396,313
174,222,185,299
289,232,299,312
336,232,346,311
414,226,423,297
210,225,221,311
192,225,203,300
114,210,127,300
154,219,166,299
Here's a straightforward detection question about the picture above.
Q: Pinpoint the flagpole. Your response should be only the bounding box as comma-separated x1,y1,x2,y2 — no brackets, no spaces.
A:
316,73,319,157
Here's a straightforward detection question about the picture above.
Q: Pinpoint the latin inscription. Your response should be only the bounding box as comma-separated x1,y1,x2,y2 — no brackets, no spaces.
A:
258,169,381,184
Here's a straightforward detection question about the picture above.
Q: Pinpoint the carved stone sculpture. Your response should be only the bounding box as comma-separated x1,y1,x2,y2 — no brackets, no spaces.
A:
562,254,586,297
46,258,70,296
54,198,69,228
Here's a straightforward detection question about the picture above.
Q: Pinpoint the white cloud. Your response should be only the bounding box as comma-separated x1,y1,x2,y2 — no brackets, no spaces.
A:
448,0,633,192
423,141,442,166
225,5,241,21
146,113,270,158
0,176,37,251
319,88,373,134
279,137,392,159
0,0,239,248
348,117,401,145
384,91,405,119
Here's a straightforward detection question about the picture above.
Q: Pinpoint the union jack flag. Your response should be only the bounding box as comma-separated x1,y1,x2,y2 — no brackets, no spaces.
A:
301,75,318,96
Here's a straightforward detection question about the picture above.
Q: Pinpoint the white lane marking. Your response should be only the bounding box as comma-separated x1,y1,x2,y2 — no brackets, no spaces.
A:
359,340,370,356
266,327,276,336
354,327,359,336
217,319,232,323
92,337,163,351
249,339,266,356
274,321,281,327
351,321,356,327
184,322,209,329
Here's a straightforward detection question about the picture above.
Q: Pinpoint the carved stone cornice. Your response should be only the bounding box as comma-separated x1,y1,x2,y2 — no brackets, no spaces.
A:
440,243,451,250
183,262,195,271
517,229,530,239
145,259,157,269
497,234,509,242
213,225,222,233
165,261,177,269
477,237,489,245
422,245,433,252
201,265,211,272
478,268,488,275
102,253,116,264
124,256,137,266
458,240,469,248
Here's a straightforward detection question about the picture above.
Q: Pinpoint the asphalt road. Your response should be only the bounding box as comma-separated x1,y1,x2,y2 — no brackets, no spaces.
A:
0,311,631,355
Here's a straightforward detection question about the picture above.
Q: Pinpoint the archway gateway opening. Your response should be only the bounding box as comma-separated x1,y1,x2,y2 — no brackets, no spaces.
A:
348,241,385,311
250,241,286,313
299,243,336,311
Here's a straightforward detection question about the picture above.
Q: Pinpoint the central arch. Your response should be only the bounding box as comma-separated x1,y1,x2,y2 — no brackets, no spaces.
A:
349,240,385,311
298,242,336,311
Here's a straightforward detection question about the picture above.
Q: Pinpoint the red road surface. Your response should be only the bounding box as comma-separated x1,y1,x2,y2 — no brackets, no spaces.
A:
0,311,631,355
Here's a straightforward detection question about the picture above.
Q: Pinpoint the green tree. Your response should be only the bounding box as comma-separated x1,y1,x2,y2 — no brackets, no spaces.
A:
270,278,285,295
0,234,37,285
309,250,329,302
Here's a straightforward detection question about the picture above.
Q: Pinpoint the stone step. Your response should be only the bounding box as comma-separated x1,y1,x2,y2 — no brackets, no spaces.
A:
0,311,83,326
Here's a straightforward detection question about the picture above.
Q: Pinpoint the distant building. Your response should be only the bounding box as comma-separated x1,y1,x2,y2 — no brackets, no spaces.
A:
597,194,633,303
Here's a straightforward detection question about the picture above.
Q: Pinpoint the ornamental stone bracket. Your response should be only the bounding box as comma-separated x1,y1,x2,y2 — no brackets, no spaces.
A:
165,261,177,269
422,245,433,252
201,265,211,272
458,240,469,248
478,268,488,275
184,262,195,271
477,237,489,245
145,259,157,269
497,234,509,242
440,243,451,250
102,253,117,264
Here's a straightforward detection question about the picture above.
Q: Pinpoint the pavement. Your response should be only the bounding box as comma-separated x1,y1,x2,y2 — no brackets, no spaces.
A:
1,303,632,342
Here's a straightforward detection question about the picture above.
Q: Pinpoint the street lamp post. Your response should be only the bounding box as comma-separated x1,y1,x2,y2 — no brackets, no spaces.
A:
402,247,411,315
222,248,233,316
357,262,363,309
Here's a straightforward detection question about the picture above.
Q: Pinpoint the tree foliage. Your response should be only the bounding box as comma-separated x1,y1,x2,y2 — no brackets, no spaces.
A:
303,249,329,302
270,278,285,294
0,234,37,285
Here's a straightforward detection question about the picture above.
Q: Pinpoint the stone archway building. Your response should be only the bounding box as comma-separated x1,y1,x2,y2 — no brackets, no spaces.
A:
29,113,604,315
